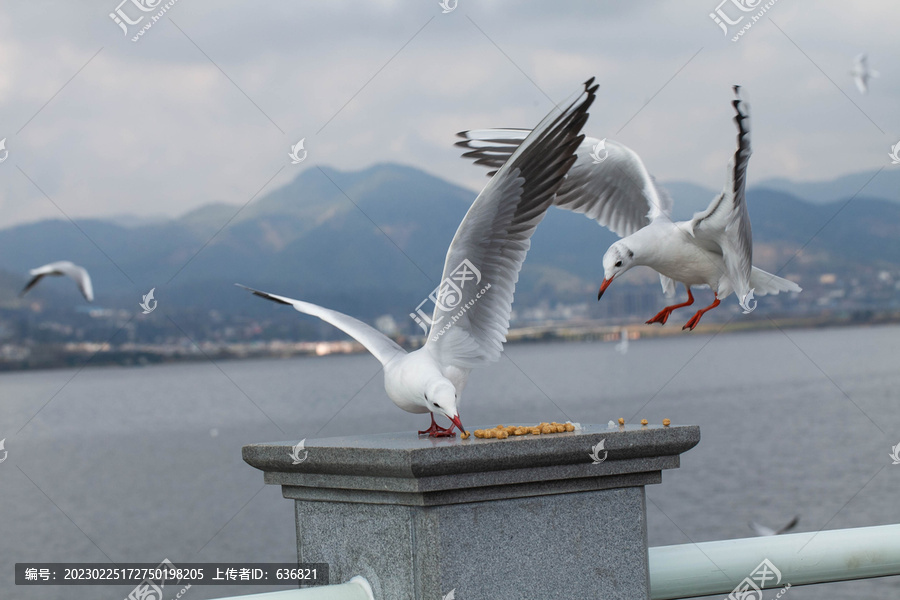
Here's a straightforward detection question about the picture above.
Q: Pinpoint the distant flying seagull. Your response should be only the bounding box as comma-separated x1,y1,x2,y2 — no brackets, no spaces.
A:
851,53,879,94
749,515,800,536
21,261,94,302
238,78,597,437
456,86,800,330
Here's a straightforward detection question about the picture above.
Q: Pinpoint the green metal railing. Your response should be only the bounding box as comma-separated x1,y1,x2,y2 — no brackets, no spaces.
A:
649,523,900,599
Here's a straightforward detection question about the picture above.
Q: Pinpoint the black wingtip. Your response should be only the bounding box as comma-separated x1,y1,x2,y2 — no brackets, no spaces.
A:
235,283,293,306
732,86,748,111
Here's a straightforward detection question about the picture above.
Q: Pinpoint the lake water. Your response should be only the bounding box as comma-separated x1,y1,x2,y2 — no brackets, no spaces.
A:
1,324,899,599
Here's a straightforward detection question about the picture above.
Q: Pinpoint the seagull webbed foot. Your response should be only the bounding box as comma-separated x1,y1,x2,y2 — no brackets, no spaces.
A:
648,288,695,326
418,414,458,438
646,309,673,326
681,295,720,331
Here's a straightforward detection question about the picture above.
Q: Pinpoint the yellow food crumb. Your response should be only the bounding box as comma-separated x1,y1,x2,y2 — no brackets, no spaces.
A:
461,431,470,439
640,419,648,426
467,421,582,440
662,418,671,427
618,418,625,426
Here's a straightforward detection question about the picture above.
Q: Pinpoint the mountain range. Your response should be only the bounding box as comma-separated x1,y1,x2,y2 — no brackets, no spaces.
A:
0,163,898,329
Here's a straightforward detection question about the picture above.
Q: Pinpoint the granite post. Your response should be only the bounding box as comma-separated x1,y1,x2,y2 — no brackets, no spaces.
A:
243,424,700,600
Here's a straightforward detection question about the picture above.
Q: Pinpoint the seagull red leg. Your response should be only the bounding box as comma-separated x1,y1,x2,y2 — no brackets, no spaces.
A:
647,288,695,325
418,414,457,437
682,295,721,331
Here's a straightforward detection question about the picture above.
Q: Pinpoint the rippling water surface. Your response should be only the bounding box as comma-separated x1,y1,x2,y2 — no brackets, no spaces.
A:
1,324,898,599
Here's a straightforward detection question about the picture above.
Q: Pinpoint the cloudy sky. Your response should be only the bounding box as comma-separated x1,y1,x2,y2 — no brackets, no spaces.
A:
0,0,897,227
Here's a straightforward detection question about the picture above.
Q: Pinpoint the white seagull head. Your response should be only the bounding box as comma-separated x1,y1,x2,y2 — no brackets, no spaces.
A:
424,378,463,431
598,242,635,300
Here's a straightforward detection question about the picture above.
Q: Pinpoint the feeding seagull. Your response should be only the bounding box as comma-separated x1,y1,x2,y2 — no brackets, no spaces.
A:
20,261,94,302
456,86,800,330
851,53,879,94
238,78,597,437
749,515,800,536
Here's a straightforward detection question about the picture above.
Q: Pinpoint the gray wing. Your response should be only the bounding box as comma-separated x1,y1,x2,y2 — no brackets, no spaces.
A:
236,285,405,367
775,516,800,535
57,262,94,302
689,86,753,308
457,127,674,296
749,521,776,536
22,260,94,302
427,78,597,368
456,132,672,236
853,53,869,94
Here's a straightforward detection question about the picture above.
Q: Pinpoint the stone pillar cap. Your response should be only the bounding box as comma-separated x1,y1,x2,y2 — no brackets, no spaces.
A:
243,424,699,506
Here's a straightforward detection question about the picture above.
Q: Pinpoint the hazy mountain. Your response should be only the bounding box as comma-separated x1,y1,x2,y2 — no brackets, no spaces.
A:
0,163,898,324
757,168,900,205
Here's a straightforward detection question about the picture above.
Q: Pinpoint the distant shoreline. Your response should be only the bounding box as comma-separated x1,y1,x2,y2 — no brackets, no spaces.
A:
2,312,897,374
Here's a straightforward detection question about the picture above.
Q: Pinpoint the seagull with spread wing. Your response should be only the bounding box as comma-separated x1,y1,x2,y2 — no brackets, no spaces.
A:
456,86,800,330
851,53,879,95
749,515,800,537
21,261,94,302
238,78,597,437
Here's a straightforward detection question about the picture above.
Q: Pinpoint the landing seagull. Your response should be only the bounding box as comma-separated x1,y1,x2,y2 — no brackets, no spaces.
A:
21,261,94,302
456,86,800,330
238,78,597,437
851,53,879,95
749,515,800,536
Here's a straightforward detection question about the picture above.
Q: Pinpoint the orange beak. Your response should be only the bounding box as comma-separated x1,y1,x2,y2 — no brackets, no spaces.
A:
598,277,614,301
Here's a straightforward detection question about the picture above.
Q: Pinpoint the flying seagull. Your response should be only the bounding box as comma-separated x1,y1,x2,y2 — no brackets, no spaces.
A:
456,86,800,330
851,53,879,95
749,515,800,536
238,78,597,437
21,261,94,302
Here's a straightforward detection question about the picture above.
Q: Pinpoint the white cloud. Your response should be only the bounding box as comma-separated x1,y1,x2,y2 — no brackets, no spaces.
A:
0,0,897,228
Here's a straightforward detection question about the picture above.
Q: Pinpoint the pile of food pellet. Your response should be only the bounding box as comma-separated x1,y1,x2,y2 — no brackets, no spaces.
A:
469,422,576,439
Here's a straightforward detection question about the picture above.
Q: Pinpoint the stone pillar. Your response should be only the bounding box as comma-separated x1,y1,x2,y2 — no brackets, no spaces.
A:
243,424,700,600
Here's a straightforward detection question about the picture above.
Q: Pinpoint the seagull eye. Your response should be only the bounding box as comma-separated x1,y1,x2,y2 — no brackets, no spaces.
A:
615,260,623,267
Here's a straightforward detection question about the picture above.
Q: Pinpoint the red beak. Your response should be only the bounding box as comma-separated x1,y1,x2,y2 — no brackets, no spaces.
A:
598,277,613,301
451,415,466,435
